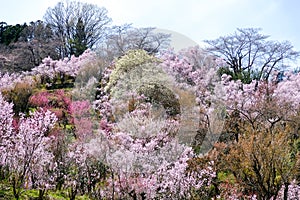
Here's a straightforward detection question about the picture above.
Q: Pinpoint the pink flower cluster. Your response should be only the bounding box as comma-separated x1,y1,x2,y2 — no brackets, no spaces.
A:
31,49,97,79
0,93,57,191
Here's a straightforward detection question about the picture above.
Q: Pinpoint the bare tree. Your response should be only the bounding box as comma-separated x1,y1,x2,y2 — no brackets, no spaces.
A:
204,28,299,82
100,24,171,61
44,0,111,58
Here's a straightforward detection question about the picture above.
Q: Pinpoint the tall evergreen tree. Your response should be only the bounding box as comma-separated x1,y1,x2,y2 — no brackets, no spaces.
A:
0,22,27,45
71,17,87,56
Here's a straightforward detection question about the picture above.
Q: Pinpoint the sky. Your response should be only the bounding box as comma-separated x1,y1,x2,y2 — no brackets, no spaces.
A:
0,0,300,55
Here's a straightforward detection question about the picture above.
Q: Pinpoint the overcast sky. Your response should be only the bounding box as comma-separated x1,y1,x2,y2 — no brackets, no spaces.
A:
1,0,299,54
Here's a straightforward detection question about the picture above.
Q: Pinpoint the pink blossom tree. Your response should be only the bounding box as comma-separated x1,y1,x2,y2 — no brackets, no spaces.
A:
0,93,14,169
89,102,216,199
160,46,226,153
0,72,22,91
0,94,57,199
31,49,98,88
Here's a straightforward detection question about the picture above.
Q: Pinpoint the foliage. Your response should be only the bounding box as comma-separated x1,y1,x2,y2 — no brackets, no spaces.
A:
211,70,300,199
0,22,26,45
221,126,294,199
18,20,60,66
0,21,59,72
71,58,105,102
138,82,181,116
4,81,34,114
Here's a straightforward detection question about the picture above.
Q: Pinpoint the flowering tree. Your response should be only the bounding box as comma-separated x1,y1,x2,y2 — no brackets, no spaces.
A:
0,72,22,91
0,93,14,168
29,89,71,126
31,49,98,88
69,100,96,140
205,28,299,82
64,137,109,200
160,46,226,152
275,180,300,200
3,38,300,200
84,103,216,199
273,71,300,111
0,93,57,199
209,69,300,199
90,48,220,198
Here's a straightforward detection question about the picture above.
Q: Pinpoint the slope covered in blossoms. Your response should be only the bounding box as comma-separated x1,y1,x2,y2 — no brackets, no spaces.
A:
0,47,300,199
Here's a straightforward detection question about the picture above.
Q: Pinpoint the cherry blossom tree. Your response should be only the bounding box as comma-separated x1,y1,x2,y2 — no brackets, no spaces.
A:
210,69,300,199
160,46,226,152
0,93,57,200
205,28,299,82
82,102,216,199
0,72,22,91
9,110,57,199
0,93,14,169
31,49,98,88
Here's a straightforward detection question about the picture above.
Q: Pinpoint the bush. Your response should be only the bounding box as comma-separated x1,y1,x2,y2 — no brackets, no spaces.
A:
3,81,34,114
106,49,159,91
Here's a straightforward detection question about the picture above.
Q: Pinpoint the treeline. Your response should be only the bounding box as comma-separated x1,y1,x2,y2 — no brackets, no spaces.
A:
0,1,171,73
0,21,60,72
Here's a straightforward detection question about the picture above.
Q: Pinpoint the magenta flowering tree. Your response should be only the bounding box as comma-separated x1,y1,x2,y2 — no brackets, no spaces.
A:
28,90,51,108
68,100,95,140
29,89,72,127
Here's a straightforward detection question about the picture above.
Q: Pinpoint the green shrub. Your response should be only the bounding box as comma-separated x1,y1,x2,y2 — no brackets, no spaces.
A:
3,81,34,114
